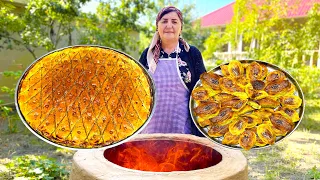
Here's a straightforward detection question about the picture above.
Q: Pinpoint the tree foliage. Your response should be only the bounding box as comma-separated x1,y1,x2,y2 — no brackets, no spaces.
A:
182,7,211,52
302,3,320,51
202,28,223,60
78,0,155,53
0,0,155,58
203,0,320,68
5,155,69,179
1,0,210,59
0,0,89,59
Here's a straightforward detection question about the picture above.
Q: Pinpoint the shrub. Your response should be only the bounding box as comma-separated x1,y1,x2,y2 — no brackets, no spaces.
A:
287,66,320,98
0,70,22,133
307,166,320,179
5,155,69,180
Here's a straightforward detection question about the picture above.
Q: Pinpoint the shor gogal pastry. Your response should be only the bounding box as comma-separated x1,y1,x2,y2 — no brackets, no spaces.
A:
16,46,154,149
191,60,303,150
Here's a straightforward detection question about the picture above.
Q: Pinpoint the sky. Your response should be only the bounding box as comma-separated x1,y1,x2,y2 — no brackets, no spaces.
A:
80,0,235,19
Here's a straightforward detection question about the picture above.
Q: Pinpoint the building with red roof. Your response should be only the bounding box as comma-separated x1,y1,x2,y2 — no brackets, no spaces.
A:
201,0,320,28
201,2,235,28
200,0,320,67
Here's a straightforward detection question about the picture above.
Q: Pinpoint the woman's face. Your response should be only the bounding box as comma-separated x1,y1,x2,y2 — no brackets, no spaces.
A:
157,11,182,43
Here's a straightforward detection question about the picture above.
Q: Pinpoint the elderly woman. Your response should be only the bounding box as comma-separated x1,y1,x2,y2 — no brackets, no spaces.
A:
139,6,206,136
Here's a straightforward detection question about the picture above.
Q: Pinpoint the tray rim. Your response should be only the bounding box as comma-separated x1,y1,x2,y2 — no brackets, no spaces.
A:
189,59,305,150
15,45,157,150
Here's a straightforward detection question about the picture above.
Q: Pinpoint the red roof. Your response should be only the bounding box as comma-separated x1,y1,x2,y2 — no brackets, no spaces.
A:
201,0,320,28
201,2,235,28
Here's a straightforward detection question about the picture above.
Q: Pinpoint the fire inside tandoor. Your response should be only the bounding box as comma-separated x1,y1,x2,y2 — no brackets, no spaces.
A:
104,140,222,172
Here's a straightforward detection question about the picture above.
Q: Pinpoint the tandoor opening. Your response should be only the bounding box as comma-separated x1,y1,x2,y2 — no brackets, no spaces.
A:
104,140,222,172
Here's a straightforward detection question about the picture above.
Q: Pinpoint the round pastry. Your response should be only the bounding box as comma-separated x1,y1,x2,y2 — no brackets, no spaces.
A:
16,46,154,149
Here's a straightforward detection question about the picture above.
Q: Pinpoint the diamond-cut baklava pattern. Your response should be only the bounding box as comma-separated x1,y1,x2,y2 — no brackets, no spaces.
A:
18,46,153,148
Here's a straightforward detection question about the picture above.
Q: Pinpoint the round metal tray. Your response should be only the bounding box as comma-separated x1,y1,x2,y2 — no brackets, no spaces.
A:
189,60,305,150
15,45,156,150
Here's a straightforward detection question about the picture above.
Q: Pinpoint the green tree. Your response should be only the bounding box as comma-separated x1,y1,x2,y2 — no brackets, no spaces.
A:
0,1,26,51
0,0,89,59
77,0,155,54
202,0,316,67
302,3,320,58
181,6,211,52
202,28,222,61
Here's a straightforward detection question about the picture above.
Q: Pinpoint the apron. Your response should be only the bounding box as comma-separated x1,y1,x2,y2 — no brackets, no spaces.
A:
141,47,192,134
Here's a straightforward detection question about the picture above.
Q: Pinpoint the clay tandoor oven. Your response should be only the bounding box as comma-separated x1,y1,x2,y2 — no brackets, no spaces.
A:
70,134,248,180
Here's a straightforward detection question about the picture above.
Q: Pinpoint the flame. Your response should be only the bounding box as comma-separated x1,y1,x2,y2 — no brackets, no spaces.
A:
104,140,222,172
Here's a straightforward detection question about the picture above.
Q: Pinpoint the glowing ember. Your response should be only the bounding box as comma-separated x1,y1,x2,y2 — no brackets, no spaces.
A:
104,140,222,172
